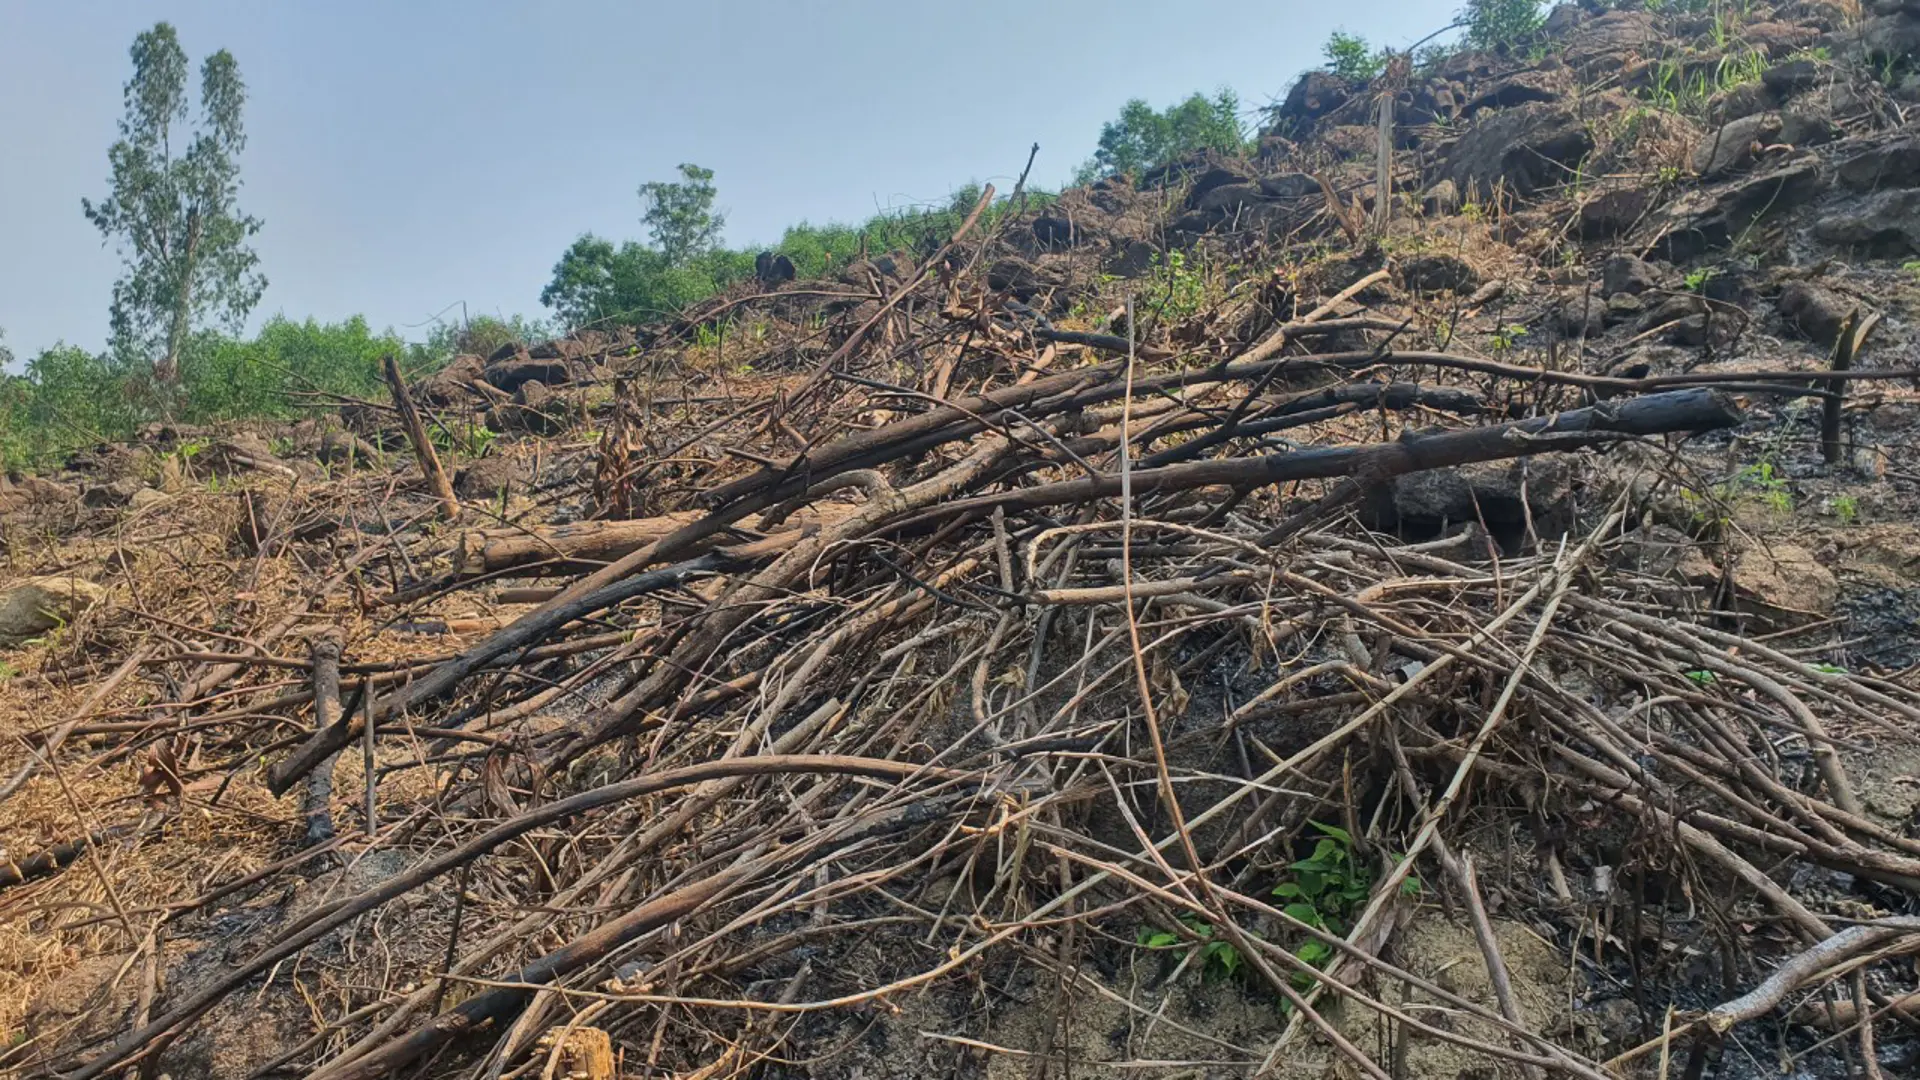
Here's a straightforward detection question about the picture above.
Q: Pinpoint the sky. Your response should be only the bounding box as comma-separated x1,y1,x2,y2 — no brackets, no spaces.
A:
0,0,1463,361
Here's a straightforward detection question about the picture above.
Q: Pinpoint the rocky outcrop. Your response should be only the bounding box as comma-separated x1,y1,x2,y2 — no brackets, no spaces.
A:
1,575,106,646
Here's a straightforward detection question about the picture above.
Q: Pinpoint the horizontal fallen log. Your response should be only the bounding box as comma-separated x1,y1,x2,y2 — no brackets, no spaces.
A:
454,506,848,577
909,388,1742,523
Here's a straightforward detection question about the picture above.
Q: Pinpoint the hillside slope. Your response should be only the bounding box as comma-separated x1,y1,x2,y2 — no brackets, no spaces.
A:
5,3,1920,1078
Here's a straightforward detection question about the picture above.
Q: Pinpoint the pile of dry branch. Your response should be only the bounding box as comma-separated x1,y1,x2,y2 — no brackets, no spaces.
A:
5,186,1920,1080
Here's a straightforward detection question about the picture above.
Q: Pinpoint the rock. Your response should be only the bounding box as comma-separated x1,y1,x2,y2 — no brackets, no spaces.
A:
754,250,796,284
1762,57,1823,95
1563,11,1658,67
1658,155,1825,259
1422,178,1461,215
1184,165,1254,206
1400,253,1481,293
1852,14,1920,63
1462,69,1571,115
318,430,382,467
1741,20,1821,54
1259,173,1321,200
1552,290,1607,337
1273,70,1354,133
1664,314,1714,346
1777,280,1858,344
0,475,79,514
128,487,170,511
1366,458,1575,544
1692,113,1781,178
1192,182,1262,214
1445,103,1595,200
1812,188,1920,254
0,575,107,645
415,353,494,407
1708,81,1778,123
81,477,145,508
1604,254,1662,295
1733,543,1837,627
454,454,525,499
1606,292,1647,322
1779,107,1841,147
1579,185,1660,239
1031,215,1082,249
1835,136,1920,191
482,356,570,394
1543,3,1586,36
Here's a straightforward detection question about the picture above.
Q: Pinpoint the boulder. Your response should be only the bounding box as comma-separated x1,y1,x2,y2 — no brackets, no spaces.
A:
1031,215,1083,250
1260,173,1322,200
1657,155,1825,259
1192,182,1263,215
482,356,570,394
1733,544,1837,628
1563,11,1659,67
1445,103,1595,199
455,454,526,500
754,251,797,285
1461,69,1572,115
1708,81,1778,123
1579,185,1660,239
1812,188,1920,254
1603,254,1662,295
1422,178,1461,215
1366,458,1575,544
1691,113,1781,178
1273,70,1354,133
81,477,145,508
1184,165,1254,205
1,575,107,645
1741,20,1821,54
1400,253,1482,293
1777,280,1857,344
1761,57,1823,96
1835,137,1920,191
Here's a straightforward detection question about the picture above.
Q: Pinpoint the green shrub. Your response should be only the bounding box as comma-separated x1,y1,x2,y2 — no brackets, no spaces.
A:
1461,0,1544,52
1323,32,1386,82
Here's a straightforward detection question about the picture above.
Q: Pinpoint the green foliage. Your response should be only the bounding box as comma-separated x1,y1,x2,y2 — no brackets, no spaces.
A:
1490,323,1529,353
1734,460,1792,512
1075,90,1248,183
1272,823,1419,990
640,163,725,266
1136,915,1246,982
82,22,264,384
541,235,755,331
1323,32,1386,83
1683,267,1716,292
1460,0,1544,52
0,315,489,471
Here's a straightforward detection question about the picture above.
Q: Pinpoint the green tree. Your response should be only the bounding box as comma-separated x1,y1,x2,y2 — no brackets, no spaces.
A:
1461,0,1544,51
1076,90,1247,183
83,22,264,388
640,163,725,266
1323,32,1387,82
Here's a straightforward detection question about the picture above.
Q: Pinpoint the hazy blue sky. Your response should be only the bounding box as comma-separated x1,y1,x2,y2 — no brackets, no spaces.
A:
1,0,1462,360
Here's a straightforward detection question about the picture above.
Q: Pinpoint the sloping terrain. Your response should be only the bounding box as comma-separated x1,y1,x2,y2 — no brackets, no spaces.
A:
5,4,1920,1078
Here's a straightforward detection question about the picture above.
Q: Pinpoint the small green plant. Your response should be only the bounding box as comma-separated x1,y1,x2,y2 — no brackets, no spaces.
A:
1490,324,1529,353
1902,260,1920,284
1735,461,1792,513
429,420,497,458
1272,822,1417,989
1323,31,1386,83
1136,915,1245,981
1831,494,1859,524
1685,669,1718,685
1683,267,1717,292
1144,249,1211,326
1810,662,1849,675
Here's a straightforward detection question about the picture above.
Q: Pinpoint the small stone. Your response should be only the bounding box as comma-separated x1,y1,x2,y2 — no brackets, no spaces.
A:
128,487,170,511
0,575,107,645
1603,254,1661,295
1777,280,1857,344
81,477,144,508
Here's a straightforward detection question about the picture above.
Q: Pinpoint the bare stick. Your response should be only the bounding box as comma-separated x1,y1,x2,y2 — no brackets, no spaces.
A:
299,630,344,847
382,353,460,521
